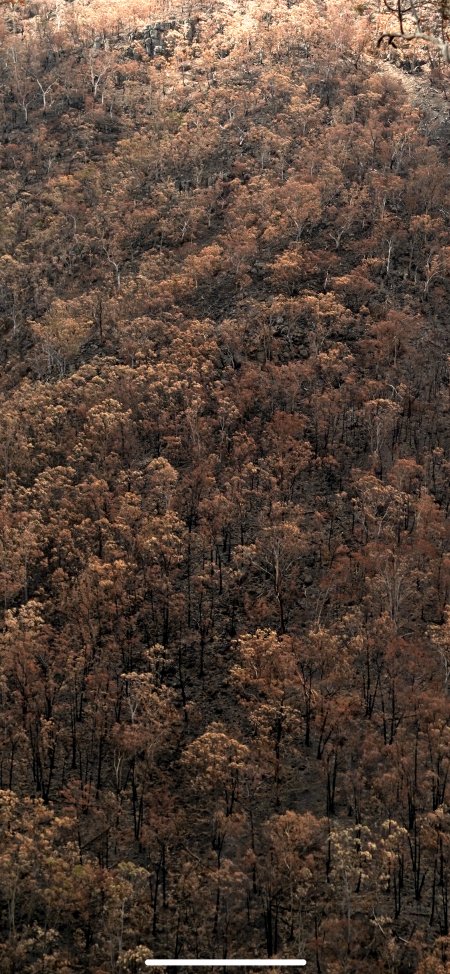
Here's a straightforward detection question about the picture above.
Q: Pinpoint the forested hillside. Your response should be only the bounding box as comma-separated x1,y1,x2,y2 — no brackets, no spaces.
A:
1,1,450,971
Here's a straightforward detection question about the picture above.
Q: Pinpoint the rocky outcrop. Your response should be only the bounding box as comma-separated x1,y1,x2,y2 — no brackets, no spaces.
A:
93,17,199,59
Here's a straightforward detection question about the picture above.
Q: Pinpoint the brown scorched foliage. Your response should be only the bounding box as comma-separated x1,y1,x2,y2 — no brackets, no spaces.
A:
0,0,450,971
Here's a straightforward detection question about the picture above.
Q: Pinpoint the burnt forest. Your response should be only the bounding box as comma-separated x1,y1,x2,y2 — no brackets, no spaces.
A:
0,0,450,971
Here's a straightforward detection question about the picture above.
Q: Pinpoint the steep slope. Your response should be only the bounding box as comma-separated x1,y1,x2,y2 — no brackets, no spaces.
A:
0,2,449,972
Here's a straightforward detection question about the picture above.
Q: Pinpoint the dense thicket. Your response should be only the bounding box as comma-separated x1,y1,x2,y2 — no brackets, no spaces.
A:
0,1,450,971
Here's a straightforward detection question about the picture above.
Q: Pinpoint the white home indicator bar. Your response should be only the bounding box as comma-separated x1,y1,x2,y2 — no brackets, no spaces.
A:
145,962,306,968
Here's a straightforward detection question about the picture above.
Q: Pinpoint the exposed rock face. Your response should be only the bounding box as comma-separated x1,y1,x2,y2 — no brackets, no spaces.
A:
93,28,170,58
92,17,201,60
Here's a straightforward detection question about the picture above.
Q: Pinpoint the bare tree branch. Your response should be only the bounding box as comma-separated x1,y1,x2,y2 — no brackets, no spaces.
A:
379,0,450,61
